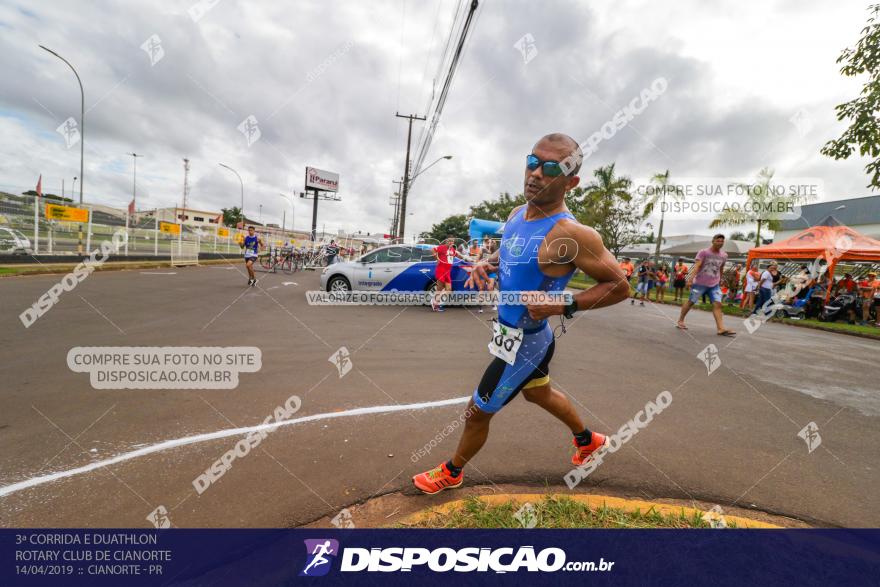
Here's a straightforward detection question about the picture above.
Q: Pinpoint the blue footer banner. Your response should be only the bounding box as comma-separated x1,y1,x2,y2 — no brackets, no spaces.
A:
3,529,879,585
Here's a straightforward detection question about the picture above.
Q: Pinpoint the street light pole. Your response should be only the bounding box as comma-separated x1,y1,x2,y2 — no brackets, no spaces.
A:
278,193,294,237
219,163,245,225
40,45,84,206
126,153,141,255
128,153,141,203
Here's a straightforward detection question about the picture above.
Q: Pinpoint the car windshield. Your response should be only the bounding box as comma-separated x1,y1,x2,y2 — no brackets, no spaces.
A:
367,247,410,263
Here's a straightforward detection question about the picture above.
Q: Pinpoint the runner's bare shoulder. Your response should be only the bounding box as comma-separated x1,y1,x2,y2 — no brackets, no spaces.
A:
507,204,526,221
551,217,602,246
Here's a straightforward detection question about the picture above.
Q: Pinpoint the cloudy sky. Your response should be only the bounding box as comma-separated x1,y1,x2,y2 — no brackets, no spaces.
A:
0,0,875,239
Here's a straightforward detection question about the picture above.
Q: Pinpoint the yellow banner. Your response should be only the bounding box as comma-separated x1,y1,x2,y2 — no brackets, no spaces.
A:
159,222,181,234
217,227,230,238
45,203,89,223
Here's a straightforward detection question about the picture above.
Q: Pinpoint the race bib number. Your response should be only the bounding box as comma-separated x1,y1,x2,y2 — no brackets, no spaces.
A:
488,320,523,366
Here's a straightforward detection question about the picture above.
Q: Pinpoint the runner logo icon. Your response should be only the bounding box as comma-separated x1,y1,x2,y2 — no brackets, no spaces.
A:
300,539,340,576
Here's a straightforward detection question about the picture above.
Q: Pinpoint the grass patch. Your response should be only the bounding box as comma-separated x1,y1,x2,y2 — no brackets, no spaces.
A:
0,266,31,275
403,495,731,529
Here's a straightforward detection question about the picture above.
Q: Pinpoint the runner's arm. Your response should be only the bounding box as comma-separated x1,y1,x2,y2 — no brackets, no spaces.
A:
526,223,629,319
566,224,630,311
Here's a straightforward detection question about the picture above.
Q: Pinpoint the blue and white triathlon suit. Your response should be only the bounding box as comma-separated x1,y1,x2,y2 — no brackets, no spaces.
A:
473,207,577,413
243,235,259,260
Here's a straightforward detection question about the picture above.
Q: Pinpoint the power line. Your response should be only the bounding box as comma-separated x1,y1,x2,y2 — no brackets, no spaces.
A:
415,0,468,153
411,0,480,187
416,0,446,114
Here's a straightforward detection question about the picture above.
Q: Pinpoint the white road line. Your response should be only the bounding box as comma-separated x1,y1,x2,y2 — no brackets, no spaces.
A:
0,396,469,499
140,272,177,275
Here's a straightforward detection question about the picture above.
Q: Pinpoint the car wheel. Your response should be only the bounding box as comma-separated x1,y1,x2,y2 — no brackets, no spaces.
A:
423,280,438,306
327,275,351,293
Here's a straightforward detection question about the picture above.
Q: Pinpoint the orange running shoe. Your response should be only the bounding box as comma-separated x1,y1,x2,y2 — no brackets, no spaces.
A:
571,433,608,466
412,462,464,495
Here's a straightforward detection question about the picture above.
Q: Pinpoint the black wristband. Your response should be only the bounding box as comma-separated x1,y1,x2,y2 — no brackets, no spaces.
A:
563,297,579,319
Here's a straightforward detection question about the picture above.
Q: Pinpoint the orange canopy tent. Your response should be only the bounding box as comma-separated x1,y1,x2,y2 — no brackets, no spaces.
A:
744,216,880,303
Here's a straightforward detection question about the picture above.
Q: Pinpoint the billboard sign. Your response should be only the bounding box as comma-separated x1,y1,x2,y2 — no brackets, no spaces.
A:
305,167,339,192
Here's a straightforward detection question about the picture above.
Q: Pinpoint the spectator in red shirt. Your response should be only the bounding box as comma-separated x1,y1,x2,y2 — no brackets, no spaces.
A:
432,235,462,312
672,259,689,302
834,273,857,295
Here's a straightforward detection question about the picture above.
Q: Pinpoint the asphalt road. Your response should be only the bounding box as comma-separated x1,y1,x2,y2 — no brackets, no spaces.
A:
0,264,877,528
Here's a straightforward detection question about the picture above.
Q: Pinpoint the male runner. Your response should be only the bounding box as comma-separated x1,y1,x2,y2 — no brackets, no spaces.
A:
432,235,462,312
676,234,735,335
240,225,263,286
412,133,630,494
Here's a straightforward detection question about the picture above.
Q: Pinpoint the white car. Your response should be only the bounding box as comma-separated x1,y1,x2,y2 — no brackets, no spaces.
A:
0,227,33,254
319,244,473,292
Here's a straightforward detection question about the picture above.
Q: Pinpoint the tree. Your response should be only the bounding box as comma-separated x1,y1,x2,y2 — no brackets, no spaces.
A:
23,190,69,202
579,163,633,210
729,231,747,241
468,192,526,221
708,167,806,247
222,206,244,228
821,4,880,190
641,170,684,261
419,214,470,243
570,164,640,256
746,231,756,242
600,200,643,257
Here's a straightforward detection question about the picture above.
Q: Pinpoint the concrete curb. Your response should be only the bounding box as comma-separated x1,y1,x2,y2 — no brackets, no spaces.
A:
399,493,780,528
0,258,237,277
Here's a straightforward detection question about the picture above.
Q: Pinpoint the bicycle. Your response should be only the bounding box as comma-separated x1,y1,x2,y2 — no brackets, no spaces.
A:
258,246,287,272
302,248,328,269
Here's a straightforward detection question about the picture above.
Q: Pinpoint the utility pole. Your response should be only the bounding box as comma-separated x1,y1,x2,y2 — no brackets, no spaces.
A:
391,179,403,239
395,112,425,244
